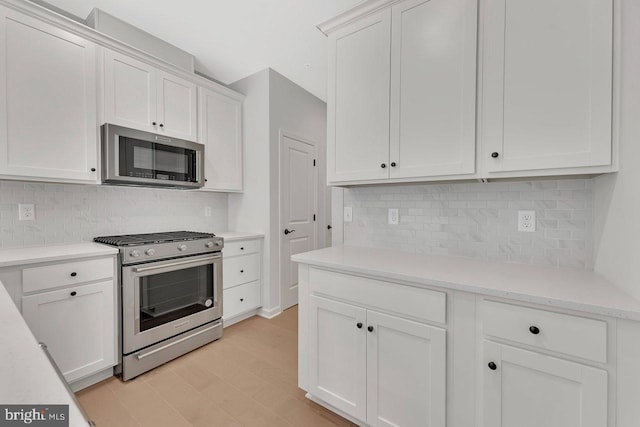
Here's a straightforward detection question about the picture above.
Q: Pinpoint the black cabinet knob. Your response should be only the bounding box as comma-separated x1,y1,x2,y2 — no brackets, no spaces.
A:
240,298,244,302
152,122,157,126
327,225,332,230
204,179,208,182
240,247,244,251
240,270,244,273
529,326,540,335
90,168,96,172
356,322,363,329
70,272,77,277
491,152,499,158
380,163,386,169
367,326,374,332
159,124,164,128
488,362,497,370
70,291,77,296
390,162,397,167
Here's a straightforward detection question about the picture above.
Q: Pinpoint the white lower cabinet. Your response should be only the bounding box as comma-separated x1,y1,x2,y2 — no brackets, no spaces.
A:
308,295,446,426
22,280,115,383
482,341,608,427
222,236,263,325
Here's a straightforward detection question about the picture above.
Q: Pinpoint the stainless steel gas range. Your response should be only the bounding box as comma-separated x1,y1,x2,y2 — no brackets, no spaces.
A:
94,231,224,380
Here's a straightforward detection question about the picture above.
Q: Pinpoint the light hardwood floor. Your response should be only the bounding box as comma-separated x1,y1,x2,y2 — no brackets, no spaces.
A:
75,307,355,427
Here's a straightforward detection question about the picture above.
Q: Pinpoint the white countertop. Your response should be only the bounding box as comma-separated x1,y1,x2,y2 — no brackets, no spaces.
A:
0,280,88,425
292,246,640,321
0,243,118,268
216,231,265,242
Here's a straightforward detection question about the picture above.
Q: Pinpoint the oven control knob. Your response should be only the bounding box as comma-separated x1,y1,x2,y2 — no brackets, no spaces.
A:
145,249,156,256
129,250,140,258
177,244,187,251
205,241,214,248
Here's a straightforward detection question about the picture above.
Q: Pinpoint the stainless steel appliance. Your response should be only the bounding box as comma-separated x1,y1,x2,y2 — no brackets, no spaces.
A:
94,231,223,380
101,124,205,189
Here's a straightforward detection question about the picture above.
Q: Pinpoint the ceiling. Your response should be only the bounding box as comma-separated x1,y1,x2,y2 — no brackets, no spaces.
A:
41,0,362,101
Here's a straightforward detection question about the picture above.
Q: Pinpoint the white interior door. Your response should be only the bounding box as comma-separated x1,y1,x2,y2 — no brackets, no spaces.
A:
280,131,317,310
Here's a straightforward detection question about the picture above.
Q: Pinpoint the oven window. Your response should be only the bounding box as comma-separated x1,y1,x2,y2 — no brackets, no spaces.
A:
139,264,214,332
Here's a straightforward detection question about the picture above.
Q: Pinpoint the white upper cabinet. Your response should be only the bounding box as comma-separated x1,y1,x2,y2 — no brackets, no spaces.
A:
0,6,98,183
198,86,243,192
104,50,197,141
483,0,613,173
328,10,391,183
389,0,477,179
326,0,478,184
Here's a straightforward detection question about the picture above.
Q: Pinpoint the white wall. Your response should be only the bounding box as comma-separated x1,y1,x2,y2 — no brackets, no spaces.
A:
229,68,327,315
593,0,640,299
0,181,228,248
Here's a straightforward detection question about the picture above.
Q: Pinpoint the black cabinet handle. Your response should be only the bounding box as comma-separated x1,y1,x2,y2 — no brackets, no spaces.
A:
70,291,77,296
491,152,499,158
70,272,77,277
390,162,397,167
488,362,497,370
380,163,386,169
90,168,96,172
367,326,374,332
529,326,540,335
356,322,363,329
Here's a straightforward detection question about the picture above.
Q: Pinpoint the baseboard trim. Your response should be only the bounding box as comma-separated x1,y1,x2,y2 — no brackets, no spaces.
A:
257,306,282,319
70,367,114,392
305,393,365,426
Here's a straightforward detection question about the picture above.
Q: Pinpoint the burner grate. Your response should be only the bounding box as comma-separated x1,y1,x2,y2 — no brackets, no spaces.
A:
94,231,216,246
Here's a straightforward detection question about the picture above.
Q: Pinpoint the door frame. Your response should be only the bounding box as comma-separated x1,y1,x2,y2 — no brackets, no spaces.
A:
278,129,319,310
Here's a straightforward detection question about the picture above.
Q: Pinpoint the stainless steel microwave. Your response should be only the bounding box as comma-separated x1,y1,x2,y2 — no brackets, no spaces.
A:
101,124,204,189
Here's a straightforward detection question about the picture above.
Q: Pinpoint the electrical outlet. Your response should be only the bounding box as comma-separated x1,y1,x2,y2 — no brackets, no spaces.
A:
344,207,353,223
388,208,399,225
518,210,536,232
18,203,35,221
204,206,212,217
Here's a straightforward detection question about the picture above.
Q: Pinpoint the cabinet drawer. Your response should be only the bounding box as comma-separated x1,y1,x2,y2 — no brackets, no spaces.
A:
309,268,446,324
480,300,607,363
223,253,260,289
23,257,114,293
223,239,260,258
223,280,261,319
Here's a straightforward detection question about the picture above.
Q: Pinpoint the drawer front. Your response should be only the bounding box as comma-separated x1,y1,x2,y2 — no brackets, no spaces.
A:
480,300,607,363
224,239,261,258
223,253,260,289
308,268,446,324
224,280,261,319
23,257,114,293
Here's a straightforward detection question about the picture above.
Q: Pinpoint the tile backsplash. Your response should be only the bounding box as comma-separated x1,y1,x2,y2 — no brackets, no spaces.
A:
0,181,227,249
344,179,594,269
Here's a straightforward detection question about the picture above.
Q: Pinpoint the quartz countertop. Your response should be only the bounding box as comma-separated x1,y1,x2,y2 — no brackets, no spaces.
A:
0,243,118,268
216,232,265,242
292,245,640,321
0,280,88,425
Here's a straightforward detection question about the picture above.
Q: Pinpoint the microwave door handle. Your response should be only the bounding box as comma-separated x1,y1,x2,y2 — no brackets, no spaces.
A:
132,255,221,273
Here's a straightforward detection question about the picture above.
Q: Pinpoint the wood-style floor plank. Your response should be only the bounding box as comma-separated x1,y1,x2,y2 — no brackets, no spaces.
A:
76,306,356,427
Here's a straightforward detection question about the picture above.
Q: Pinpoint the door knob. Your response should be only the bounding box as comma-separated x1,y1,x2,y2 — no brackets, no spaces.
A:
491,152,499,158
284,229,296,235
488,362,497,370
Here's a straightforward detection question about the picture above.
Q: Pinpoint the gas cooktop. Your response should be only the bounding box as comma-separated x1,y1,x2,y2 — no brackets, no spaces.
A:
94,231,216,247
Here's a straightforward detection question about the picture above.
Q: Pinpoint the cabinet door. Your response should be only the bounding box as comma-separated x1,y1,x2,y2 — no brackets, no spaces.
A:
482,341,607,427
22,280,116,383
389,0,477,179
103,49,156,133
156,70,197,141
0,7,98,182
367,311,446,427
198,86,243,191
309,296,367,422
327,10,391,183
483,0,612,173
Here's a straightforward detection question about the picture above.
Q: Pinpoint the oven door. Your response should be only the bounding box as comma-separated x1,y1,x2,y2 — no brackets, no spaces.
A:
121,253,222,354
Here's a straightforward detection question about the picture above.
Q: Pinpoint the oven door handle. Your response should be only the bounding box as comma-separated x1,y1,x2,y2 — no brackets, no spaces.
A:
132,254,221,273
135,323,220,360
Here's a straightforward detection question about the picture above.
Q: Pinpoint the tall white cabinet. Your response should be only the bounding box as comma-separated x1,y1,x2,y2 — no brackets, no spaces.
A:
0,5,98,183
483,0,613,173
